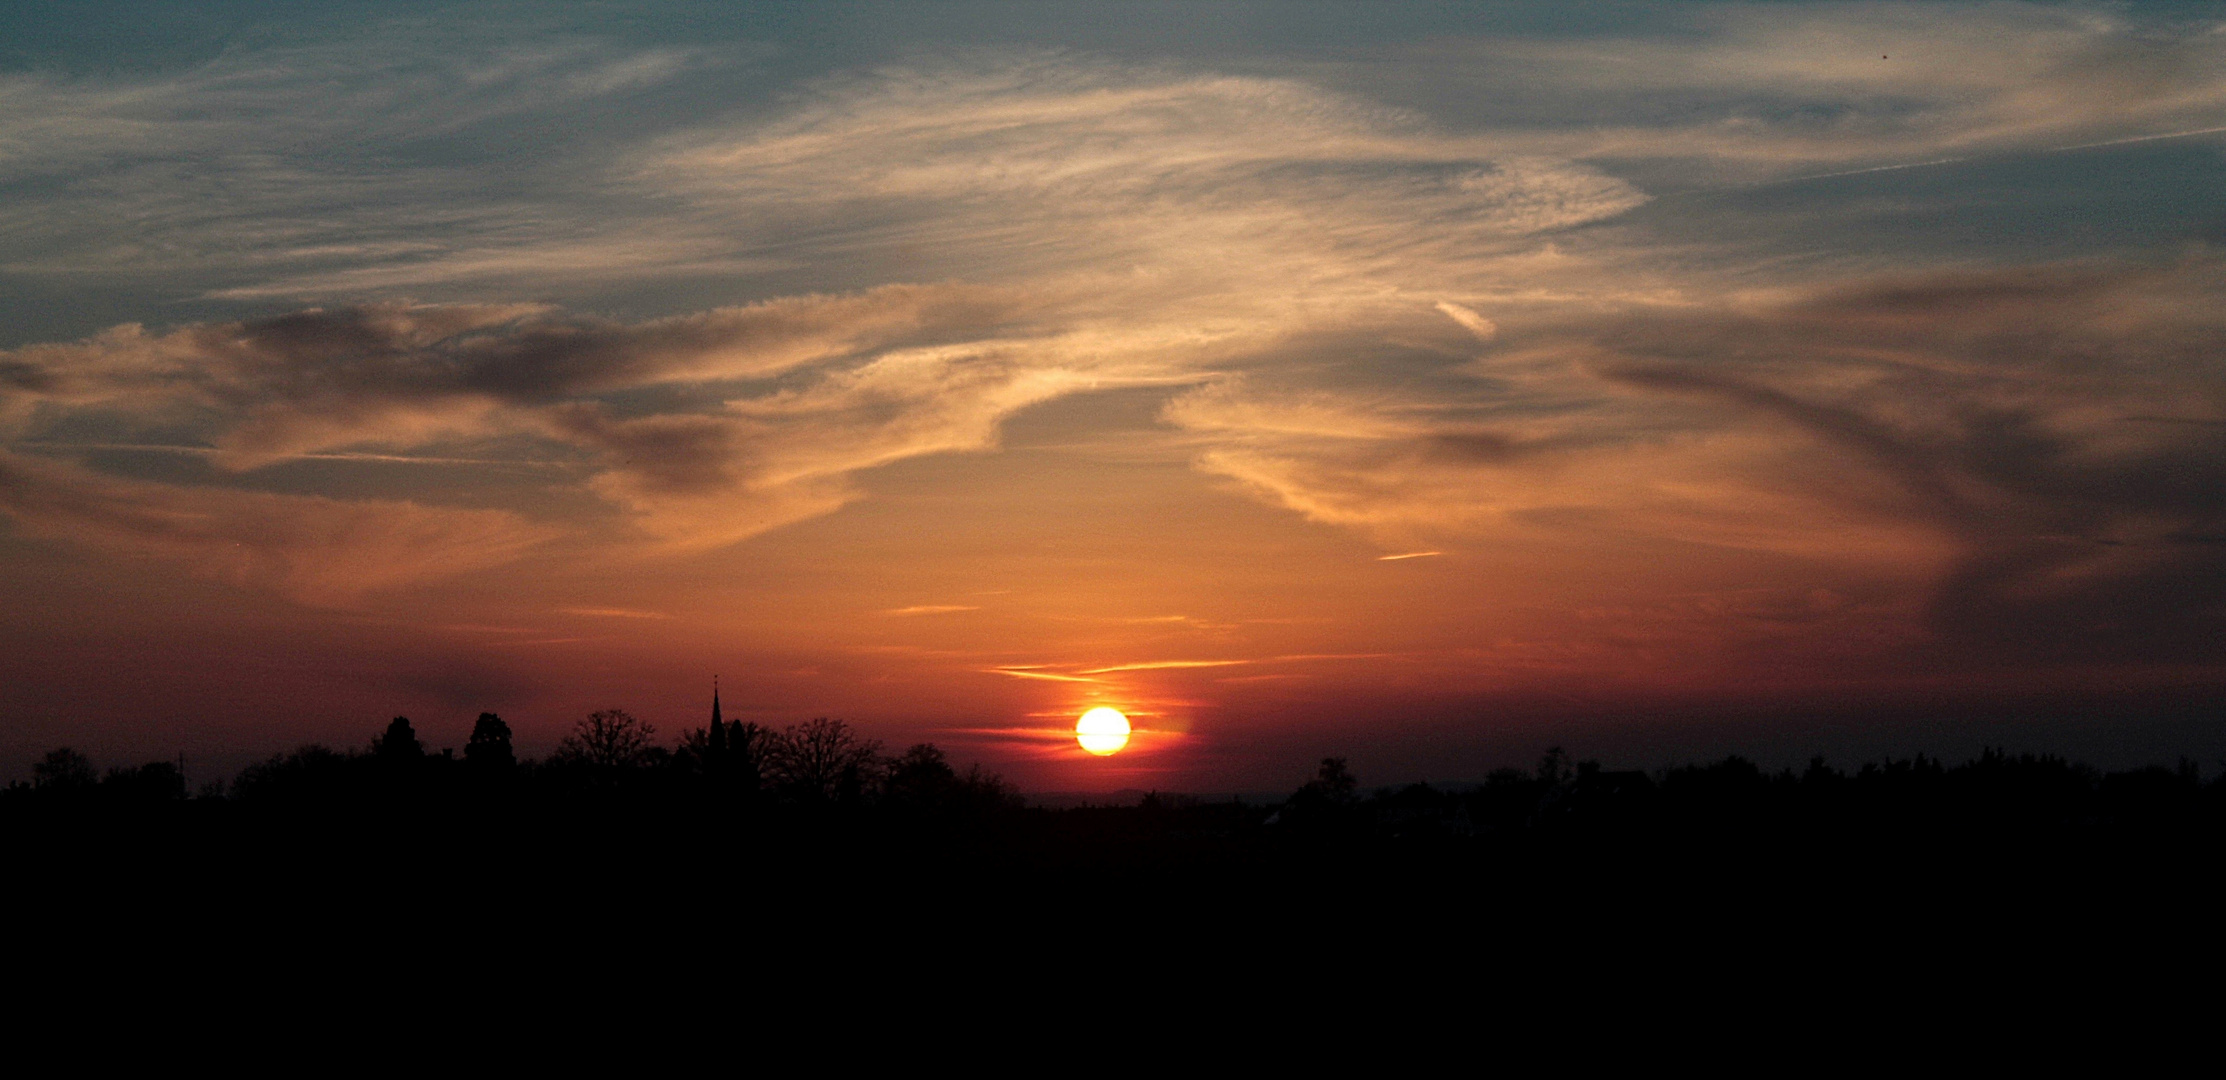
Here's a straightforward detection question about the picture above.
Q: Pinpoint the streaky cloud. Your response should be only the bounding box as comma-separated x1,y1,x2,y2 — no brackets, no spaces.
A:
987,668,1100,683
555,607,675,620
0,450,555,606
1080,660,1250,673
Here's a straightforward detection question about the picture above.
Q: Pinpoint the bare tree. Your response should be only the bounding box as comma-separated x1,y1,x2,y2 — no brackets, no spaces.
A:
552,709,659,772
728,721,770,797
763,717,881,803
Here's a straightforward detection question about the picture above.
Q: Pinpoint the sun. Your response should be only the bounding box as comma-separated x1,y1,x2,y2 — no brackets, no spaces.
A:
1075,707,1131,756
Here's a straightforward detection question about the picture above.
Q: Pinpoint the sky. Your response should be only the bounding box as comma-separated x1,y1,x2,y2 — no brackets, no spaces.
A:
4,1,2224,790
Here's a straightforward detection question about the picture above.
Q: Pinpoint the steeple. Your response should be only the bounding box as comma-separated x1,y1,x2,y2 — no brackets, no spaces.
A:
708,676,727,757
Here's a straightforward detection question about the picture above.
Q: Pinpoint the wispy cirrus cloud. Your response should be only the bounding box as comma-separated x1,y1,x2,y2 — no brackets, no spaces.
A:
1387,5,2226,181
0,31,744,300
3,4,2223,667
0,45,1664,576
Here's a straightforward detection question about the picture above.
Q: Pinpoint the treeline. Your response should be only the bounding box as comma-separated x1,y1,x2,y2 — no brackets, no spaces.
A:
17,719,2224,964
10,712,2226,848
5,710,1017,818
1271,748,2226,842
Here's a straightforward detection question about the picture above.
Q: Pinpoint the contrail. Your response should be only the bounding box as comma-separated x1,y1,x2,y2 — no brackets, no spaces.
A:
6,441,577,468
2050,124,2226,152
1772,156,1971,185
1671,124,2226,198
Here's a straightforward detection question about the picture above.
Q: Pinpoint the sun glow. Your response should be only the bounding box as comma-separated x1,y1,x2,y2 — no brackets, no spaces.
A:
1075,707,1131,756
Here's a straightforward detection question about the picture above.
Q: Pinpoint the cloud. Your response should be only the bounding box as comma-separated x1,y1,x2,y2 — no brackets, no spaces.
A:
555,607,674,620
987,668,1100,683
0,283,1223,568
1160,254,2226,662
1398,5,2226,179
0,284,1123,551
3,37,1657,310
6,25,2223,644
884,605,981,616
0,43,1675,580
0,451,554,606
0,31,743,300
1079,660,1250,674
1162,374,1606,540
1435,303,1498,342
644,61,1651,311
8,10,2223,317
1583,260,2226,658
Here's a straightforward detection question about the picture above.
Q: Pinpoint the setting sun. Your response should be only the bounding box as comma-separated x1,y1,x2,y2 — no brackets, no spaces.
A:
1075,707,1131,756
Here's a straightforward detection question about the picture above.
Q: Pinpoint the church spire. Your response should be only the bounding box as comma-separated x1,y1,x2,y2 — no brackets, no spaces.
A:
708,676,727,756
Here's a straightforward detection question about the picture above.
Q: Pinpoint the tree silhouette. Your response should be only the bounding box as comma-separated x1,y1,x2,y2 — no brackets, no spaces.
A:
1279,756,1361,829
883,742,958,808
230,745,355,804
553,709,658,772
1536,746,1572,786
692,719,773,801
374,717,424,760
33,748,96,795
465,712,515,770
682,718,770,794
20,700,2226,891
102,761,186,802
764,717,880,804
727,721,769,799
1301,757,1358,804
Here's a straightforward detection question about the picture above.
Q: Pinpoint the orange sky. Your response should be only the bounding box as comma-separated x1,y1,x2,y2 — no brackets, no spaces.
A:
5,4,2225,787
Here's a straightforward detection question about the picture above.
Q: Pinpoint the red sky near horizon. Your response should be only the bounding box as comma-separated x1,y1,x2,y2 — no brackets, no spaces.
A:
5,3,2225,789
